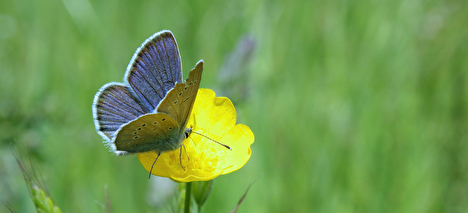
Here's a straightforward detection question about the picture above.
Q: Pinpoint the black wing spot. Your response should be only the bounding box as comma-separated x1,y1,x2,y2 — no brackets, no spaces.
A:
133,136,139,139
174,100,178,104
179,92,183,96
153,121,158,125
193,80,197,84
162,118,166,121
142,123,146,127
133,132,137,135
189,82,192,85
184,97,190,102
137,127,142,131
184,86,188,91
169,127,173,130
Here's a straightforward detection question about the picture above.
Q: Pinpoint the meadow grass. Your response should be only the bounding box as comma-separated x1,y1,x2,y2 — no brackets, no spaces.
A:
1,0,468,212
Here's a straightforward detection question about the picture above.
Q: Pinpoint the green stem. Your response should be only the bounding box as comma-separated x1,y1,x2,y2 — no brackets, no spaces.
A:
184,182,192,213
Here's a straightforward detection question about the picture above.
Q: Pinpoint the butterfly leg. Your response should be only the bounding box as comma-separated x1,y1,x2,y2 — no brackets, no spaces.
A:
179,146,186,171
148,151,161,179
182,144,190,161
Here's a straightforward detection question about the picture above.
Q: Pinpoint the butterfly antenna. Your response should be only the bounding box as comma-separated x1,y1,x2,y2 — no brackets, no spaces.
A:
148,152,161,179
192,132,232,150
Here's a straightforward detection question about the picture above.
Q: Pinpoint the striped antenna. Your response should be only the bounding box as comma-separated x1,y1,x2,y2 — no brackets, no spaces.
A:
192,131,232,150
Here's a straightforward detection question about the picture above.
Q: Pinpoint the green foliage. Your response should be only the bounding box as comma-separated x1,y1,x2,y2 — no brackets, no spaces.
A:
32,185,62,213
192,180,213,211
1,0,468,212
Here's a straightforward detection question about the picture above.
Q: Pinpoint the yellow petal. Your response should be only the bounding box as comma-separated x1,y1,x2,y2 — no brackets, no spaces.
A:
137,89,254,182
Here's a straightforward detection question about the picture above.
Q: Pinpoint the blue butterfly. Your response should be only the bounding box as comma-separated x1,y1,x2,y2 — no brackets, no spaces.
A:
92,30,202,160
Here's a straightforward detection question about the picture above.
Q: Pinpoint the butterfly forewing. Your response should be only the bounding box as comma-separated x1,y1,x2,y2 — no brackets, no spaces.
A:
93,83,148,139
113,113,182,153
125,31,183,112
156,60,203,133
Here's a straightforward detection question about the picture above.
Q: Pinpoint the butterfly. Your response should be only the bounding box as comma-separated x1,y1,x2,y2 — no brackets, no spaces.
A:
92,30,202,164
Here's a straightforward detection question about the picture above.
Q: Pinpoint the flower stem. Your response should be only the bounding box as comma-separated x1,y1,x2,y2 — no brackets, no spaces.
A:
184,182,192,213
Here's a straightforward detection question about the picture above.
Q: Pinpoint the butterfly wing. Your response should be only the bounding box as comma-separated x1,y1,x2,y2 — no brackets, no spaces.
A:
124,30,183,112
93,83,148,140
112,113,184,154
157,60,203,134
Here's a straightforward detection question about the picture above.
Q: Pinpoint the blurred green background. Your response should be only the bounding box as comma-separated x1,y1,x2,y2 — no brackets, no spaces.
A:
1,0,468,212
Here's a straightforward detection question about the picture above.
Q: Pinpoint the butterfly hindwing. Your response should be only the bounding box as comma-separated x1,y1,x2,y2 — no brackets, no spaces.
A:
93,83,148,140
156,60,203,133
125,31,183,112
113,113,183,153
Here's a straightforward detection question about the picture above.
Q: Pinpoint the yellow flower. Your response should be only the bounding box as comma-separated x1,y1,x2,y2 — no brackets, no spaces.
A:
137,89,254,182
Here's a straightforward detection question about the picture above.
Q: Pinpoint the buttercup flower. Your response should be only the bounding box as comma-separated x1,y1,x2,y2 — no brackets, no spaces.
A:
137,89,254,182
